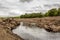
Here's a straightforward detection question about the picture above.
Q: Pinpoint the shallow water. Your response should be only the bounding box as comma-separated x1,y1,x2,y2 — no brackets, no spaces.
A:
12,22,60,40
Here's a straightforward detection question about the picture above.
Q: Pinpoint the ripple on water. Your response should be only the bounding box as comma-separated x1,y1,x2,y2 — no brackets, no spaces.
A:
12,22,60,40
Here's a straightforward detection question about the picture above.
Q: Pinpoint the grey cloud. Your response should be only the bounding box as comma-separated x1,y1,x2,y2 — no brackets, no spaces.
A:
20,0,33,2
0,0,60,17
44,4,60,8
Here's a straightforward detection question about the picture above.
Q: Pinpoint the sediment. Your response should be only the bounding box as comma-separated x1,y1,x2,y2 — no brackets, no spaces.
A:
0,18,23,40
19,16,60,32
0,16,60,40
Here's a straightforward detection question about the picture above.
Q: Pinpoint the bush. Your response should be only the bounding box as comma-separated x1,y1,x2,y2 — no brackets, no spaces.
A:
20,13,44,18
45,8,57,16
57,8,60,16
20,8,60,18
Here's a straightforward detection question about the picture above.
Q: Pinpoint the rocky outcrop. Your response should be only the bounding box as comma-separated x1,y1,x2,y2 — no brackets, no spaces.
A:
0,18,23,40
19,16,60,32
43,20,60,32
0,16,60,40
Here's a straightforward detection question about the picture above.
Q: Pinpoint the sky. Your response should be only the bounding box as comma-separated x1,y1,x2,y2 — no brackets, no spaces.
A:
0,0,60,17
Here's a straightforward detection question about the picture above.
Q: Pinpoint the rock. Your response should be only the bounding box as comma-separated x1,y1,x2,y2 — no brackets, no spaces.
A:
0,18,23,40
0,27,23,40
19,16,60,32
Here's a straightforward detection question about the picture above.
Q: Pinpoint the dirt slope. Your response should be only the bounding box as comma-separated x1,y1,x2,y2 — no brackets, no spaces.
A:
0,16,60,40
19,16,60,32
0,18,23,40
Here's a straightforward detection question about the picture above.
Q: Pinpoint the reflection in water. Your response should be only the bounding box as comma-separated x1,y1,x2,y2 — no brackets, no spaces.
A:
12,22,60,40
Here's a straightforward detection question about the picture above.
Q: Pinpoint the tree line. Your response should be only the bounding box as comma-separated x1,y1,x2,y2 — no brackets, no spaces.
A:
20,8,60,18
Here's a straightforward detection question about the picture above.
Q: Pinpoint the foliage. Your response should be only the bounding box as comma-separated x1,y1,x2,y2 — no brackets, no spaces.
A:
45,8,57,16
20,13,44,18
57,8,60,16
20,8,60,18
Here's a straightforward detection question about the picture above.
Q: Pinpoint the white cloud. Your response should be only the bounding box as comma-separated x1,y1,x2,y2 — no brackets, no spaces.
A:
0,0,60,17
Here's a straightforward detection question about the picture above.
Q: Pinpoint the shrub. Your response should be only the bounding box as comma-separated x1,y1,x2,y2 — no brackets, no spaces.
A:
20,13,43,18
57,8,60,16
20,8,60,18
45,8,57,16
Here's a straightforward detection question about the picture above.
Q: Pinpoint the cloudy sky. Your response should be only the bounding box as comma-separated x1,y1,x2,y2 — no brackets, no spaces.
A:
0,0,60,17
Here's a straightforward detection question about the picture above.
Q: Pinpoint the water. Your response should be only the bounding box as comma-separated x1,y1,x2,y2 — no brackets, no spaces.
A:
0,0,60,17
12,22,60,40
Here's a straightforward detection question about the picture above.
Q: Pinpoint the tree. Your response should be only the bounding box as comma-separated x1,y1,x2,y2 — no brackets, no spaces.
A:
57,8,60,16
45,8,57,16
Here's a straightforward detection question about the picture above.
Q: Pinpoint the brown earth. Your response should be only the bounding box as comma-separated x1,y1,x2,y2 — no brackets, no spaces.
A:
0,16,60,40
0,18,23,40
19,16,60,32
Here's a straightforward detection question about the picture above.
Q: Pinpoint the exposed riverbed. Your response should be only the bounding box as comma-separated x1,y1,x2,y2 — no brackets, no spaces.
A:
12,22,60,40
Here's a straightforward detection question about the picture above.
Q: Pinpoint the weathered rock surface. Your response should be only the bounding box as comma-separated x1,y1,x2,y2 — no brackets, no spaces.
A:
0,16,60,40
19,16,60,32
0,18,23,40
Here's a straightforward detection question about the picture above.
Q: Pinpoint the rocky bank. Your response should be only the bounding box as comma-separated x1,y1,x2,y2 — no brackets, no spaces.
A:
0,16,60,40
0,18,23,40
19,16,60,32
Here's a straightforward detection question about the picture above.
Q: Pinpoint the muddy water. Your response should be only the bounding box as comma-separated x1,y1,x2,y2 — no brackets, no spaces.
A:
12,22,60,40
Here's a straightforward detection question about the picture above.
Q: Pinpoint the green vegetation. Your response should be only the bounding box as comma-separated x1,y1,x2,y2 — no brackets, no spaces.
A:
44,8,57,17
20,13,44,18
57,8,60,16
20,8,60,18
